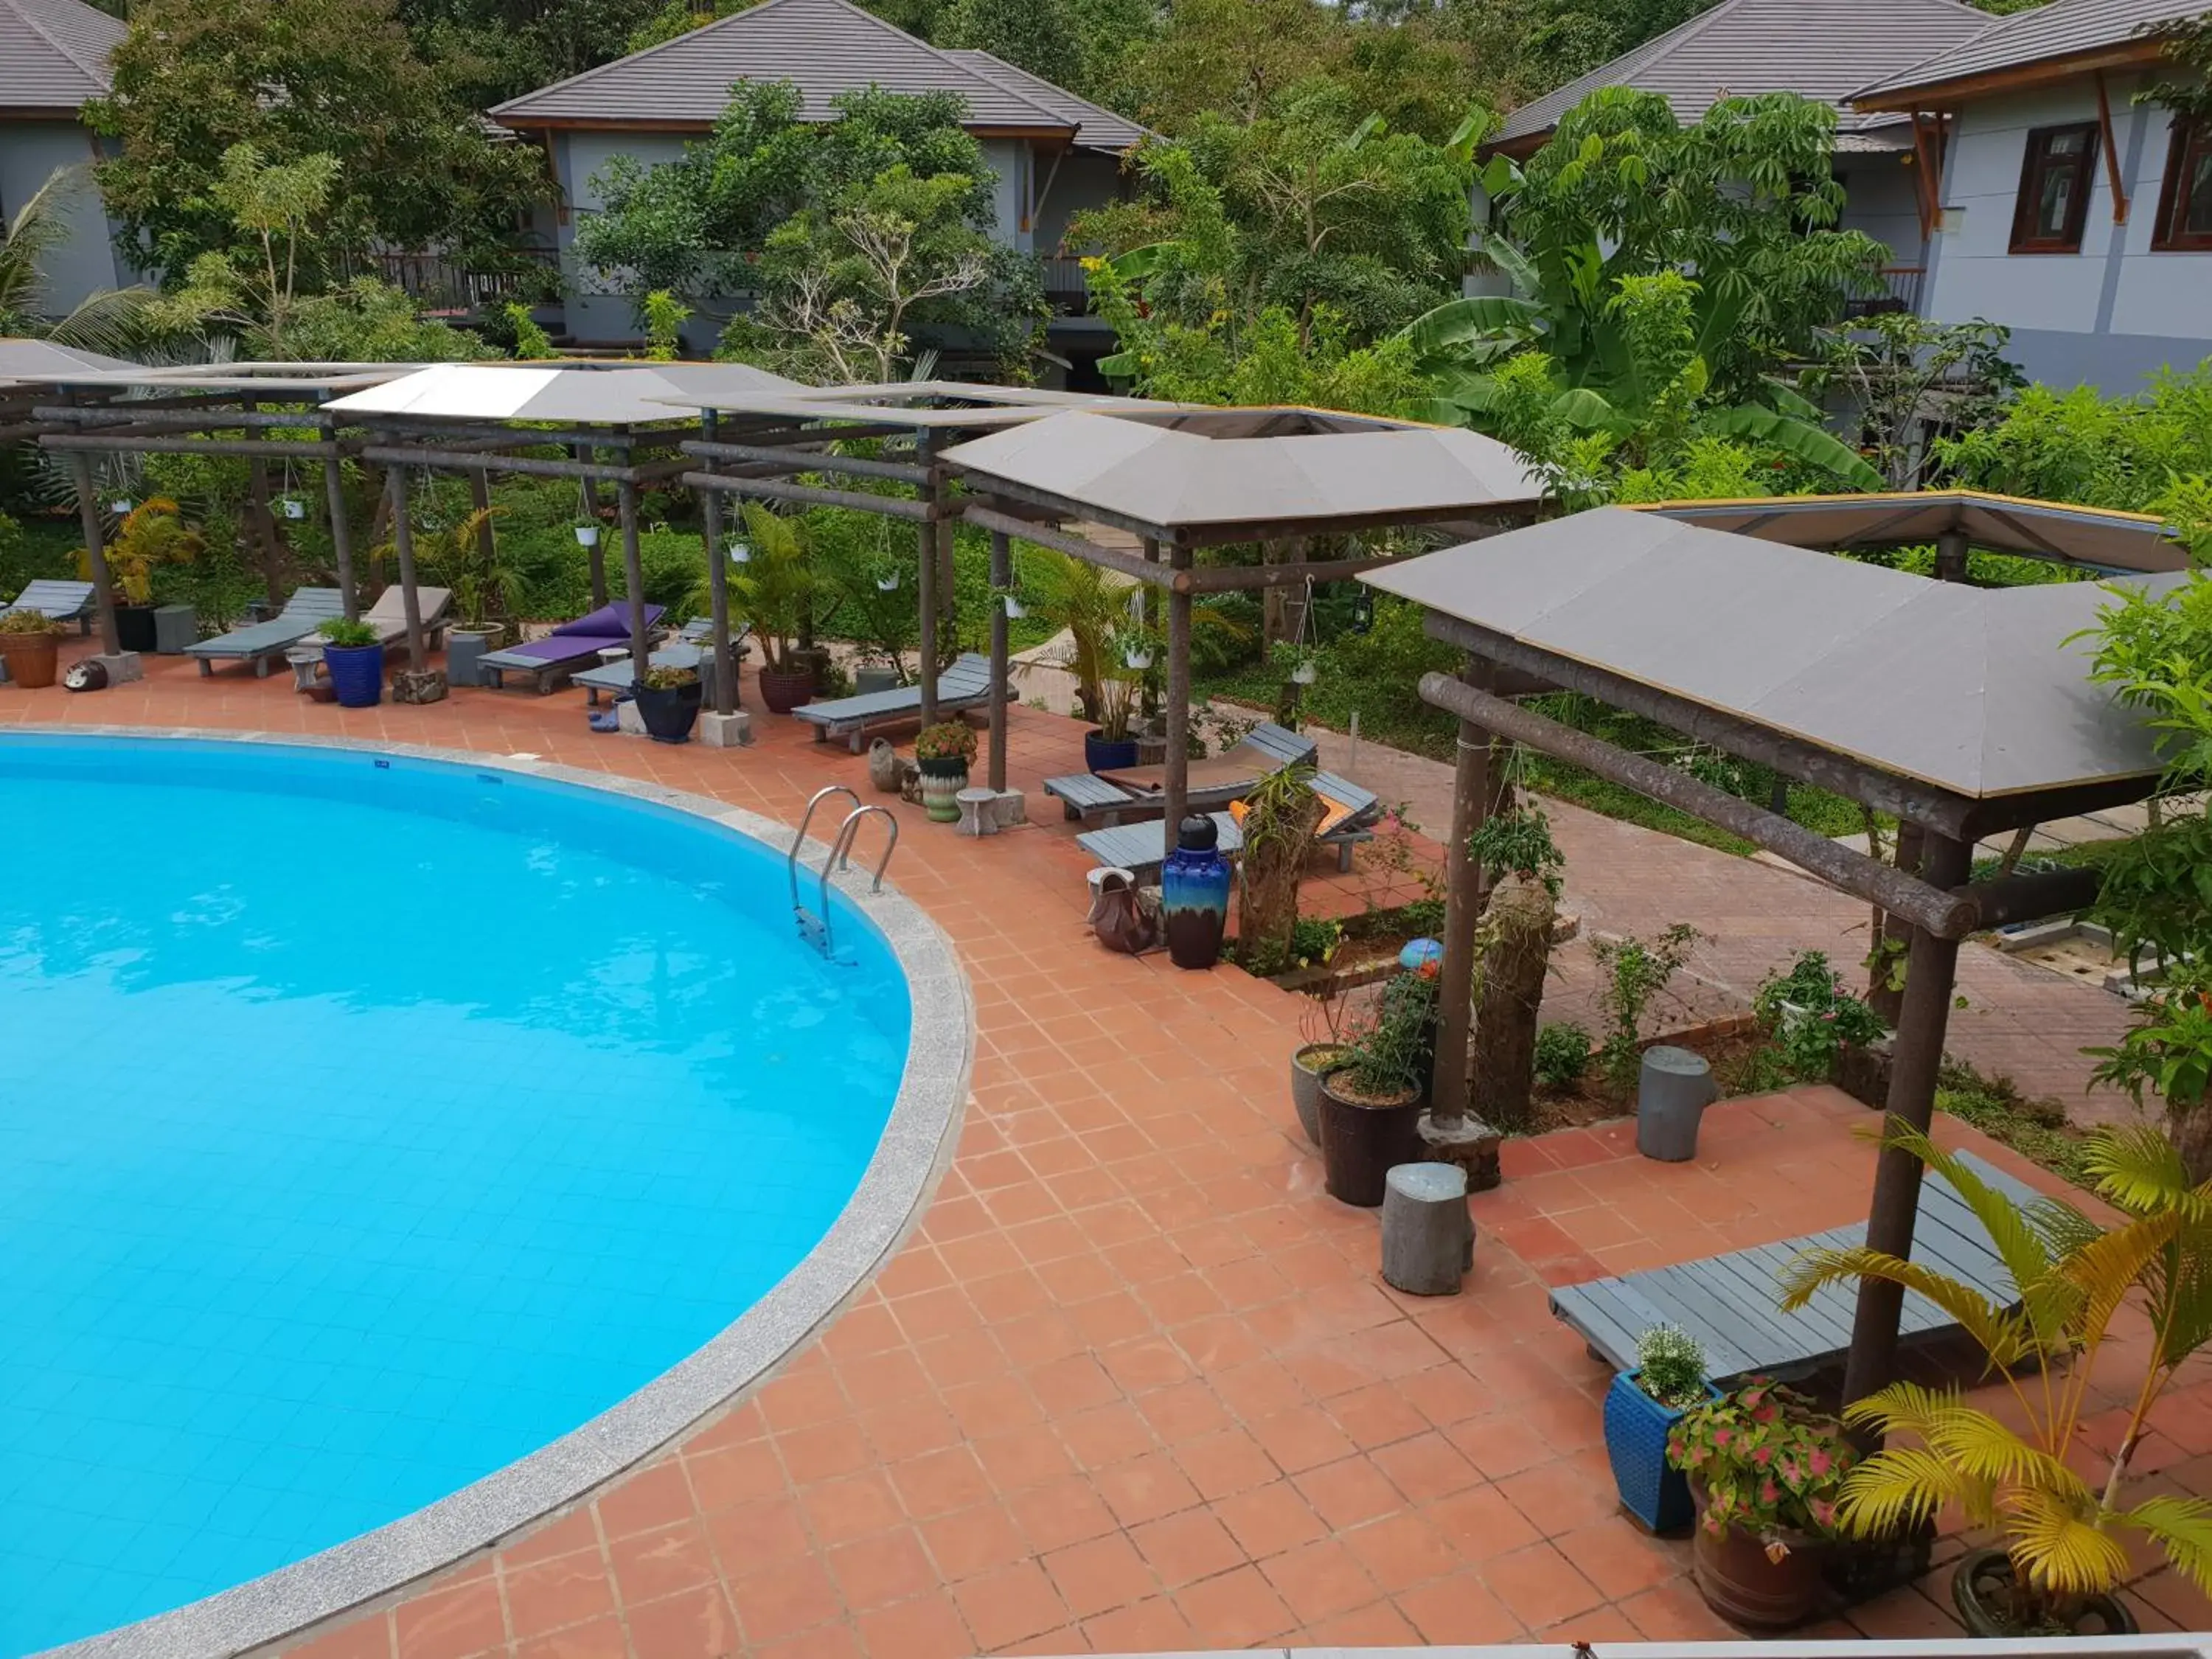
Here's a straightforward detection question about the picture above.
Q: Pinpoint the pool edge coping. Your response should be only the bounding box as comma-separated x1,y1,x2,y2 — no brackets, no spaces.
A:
13,728,973,1659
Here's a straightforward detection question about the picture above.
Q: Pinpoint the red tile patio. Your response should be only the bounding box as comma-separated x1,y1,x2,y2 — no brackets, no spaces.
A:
7,642,2208,1658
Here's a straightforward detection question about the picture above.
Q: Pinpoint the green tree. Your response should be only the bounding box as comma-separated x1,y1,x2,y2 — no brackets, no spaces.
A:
1933,366,2212,513
88,0,544,282
936,0,1084,88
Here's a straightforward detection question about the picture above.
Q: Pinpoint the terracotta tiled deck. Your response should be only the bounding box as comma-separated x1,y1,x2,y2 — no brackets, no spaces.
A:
7,644,2208,1658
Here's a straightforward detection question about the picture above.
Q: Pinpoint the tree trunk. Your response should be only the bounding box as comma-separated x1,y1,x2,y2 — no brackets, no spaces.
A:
1466,873,1556,1133
1236,787,1322,975
2169,1097,2212,1186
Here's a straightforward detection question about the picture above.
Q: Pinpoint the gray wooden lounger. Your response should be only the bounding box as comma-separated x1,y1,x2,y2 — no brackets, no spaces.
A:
1043,723,1318,825
793,652,992,751
573,625,750,707
1052,758,1380,873
5,580,96,634
188,588,347,676
1078,810,1245,874
1548,1150,2042,1382
363,585,452,651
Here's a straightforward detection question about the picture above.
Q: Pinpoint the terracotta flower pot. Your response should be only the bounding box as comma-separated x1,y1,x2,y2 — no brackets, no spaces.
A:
0,632,61,689
1688,1480,1827,1630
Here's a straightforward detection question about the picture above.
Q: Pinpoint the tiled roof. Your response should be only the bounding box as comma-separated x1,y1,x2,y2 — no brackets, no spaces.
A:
942,49,1149,153
0,0,123,114
1854,0,2212,104
491,0,1078,132
1493,0,1990,143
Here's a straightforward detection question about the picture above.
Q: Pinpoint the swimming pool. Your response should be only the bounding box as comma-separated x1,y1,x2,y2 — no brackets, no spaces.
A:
0,734,932,1656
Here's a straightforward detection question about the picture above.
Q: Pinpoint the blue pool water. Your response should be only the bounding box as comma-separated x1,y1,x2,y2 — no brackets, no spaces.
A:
0,735,911,1655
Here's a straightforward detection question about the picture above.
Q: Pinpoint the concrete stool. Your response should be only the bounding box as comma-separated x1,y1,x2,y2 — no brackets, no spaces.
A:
955,786,998,838
1637,1045,1715,1163
1380,1162,1475,1296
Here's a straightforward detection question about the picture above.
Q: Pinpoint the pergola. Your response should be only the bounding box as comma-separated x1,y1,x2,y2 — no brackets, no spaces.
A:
321,361,799,705
11,361,420,660
653,380,1185,737
1363,505,2171,1403
936,407,1548,844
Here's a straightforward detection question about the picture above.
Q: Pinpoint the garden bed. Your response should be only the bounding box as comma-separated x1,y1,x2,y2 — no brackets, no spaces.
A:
1528,1016,1778,1132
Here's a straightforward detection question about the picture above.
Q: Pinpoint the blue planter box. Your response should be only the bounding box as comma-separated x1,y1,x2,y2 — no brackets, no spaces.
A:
1604,1369,1719,1533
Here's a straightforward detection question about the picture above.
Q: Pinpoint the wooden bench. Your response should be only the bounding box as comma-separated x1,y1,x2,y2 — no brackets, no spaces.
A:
1548,1150,2041,1382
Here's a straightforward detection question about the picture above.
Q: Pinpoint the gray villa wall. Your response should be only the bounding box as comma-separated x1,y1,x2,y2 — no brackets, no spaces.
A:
0,121,130,317
1923,74,2211,394
1834,153,1925,271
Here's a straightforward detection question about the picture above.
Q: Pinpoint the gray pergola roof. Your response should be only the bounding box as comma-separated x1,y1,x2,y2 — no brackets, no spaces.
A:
939,408,1545,542
1854,0,2212,106
323,361,800,425
1363,506,2171,800
489,0,1143,152
650,379,1177,431
0,340,139,386
18,360,420,396
0,0,122,112
1492,0,1988,146
1644,490,2192,575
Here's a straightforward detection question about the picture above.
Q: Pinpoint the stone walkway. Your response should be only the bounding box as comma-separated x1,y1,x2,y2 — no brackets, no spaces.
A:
5,645,2194,1659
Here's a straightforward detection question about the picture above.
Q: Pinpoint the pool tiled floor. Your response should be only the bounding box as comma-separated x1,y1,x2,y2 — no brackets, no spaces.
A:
8,646,2210,1657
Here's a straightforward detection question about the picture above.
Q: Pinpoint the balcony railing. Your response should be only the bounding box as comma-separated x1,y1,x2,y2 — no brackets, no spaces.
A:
352,246,563,316
1847,264,1925,318
1042,254,1093,315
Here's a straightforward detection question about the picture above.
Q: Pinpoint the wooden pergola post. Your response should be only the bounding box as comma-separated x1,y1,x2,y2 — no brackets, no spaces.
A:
576,443,608,607
1842,829,1975,1409
384,468,431,675
243,395,284,608
1162,543,1194,842
67,452,122,656
319,421,358,622
917,432,940,727
616,477,651,682
1428,661,1495,1127
988,528,1011,792
699,410,739,719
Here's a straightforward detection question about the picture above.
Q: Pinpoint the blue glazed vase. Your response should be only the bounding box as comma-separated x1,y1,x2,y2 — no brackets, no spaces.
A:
323,642,383,708
1161,814,1230,970
1604,1369,1721,1533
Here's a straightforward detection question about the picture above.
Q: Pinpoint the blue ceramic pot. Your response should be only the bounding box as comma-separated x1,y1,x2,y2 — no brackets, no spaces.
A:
1085,731,1140,773
1161,815,1230,970
1604,1369,1721,1533
323,642,383,708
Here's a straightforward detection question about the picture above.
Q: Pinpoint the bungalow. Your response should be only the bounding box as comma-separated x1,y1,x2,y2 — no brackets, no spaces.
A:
1852,0,2212,392
487,0,1146,360
1485,0,1997,311
0,0,133,317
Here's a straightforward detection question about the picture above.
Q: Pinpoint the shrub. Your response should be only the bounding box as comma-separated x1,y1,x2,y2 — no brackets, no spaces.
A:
1753,950,1889,1081
642,664,699,689
1634,1324,1708,1408
1667,1379,1857,1547
1335,970,1435,1099
1591,923,1705,1088
0,606,66,636
317,617,380,647
1287,916,1343,969
1533,1020,1591,1090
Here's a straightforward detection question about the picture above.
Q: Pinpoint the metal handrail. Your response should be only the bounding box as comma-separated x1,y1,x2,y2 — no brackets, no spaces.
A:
830,806,898,895
788,785,861,928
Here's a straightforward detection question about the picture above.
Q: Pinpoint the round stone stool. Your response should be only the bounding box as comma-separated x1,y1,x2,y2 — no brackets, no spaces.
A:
955,786,998,838
1380,1162,1475,1295
1637,1045,1715,1163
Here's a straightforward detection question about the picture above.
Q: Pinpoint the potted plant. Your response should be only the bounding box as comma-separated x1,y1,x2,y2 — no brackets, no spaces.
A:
634,662,703,743
729,501,817,713
1291,984,1352,1147
1318,970,1436,1206
318,617,385,708
1754,950,1891,1086
1781,1120,2212,1638
0,606,67,689
87,497,203,653
1273,639,1320,686
1604,1324,1719,1533
1667,1379,1857,1628
574,519,601,548
914,720,976,822
421,507,521,686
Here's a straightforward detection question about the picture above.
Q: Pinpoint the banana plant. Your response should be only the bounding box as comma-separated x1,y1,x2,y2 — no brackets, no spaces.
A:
1778,1121,2212,1624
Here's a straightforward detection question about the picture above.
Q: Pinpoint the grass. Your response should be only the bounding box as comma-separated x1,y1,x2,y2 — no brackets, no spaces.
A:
1935,1058,2098,1190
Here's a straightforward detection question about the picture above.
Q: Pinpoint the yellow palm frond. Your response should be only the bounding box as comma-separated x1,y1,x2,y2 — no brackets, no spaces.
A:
2124,1495,2212,1596
1834,1447,1973,1535
1781,1245,2026,1368
2067,1209,2184,1350
1838,1378,1958,1440
2006,1486,2132,1597
2146,1218,2212,1374
2087,1123,2212,1222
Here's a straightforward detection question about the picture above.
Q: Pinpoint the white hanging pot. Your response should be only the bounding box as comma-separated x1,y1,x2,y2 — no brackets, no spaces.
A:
726,540,751,564
1003,594,1026,619
109,498,133,516
574,524,599,547
1124,646,1152,671
876,571,900,591
1291,661,1318,686
279,496,305,521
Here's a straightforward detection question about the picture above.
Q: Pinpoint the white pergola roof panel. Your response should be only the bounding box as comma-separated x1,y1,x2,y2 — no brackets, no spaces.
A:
1363,507,2171,799
322,361,801,425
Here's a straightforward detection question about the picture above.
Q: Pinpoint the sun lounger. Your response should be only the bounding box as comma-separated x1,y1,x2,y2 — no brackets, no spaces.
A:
475,602,667,694
792,652,992,751
574,624,750,706
1312,771,1384,872
363,585,453,651
187,588,347,677
1548,1149,2042,1382
1078,810,1244,874
4,580,96,635
1043,723,1318,825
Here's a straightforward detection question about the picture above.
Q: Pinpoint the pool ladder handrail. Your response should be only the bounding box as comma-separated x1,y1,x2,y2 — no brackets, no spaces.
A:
787,786,897,956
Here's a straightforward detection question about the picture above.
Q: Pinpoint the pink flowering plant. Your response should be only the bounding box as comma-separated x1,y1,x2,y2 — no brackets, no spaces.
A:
1666,1378,1858,1557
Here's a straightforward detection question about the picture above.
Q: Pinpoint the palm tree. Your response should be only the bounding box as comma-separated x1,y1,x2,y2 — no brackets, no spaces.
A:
0,166,157,356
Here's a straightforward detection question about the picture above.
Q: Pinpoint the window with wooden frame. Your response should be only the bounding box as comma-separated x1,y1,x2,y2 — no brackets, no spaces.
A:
2153,114,2212,252
2010,122,2100,253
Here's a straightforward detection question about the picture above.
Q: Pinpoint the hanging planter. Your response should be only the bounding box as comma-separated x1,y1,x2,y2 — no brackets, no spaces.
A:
1123,644,1152,671
726,540,752,565
1003,594,1026,620
1292,661,1318,686
108,498,133,517
876,569,900,591
574,523,600,548
278,495,306,521
1273,641,1321,686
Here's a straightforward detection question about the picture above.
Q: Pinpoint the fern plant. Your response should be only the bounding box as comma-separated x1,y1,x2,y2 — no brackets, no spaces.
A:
1779,1120,2212,1624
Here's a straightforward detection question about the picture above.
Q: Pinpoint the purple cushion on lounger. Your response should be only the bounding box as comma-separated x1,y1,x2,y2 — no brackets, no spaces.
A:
553,602,664,639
